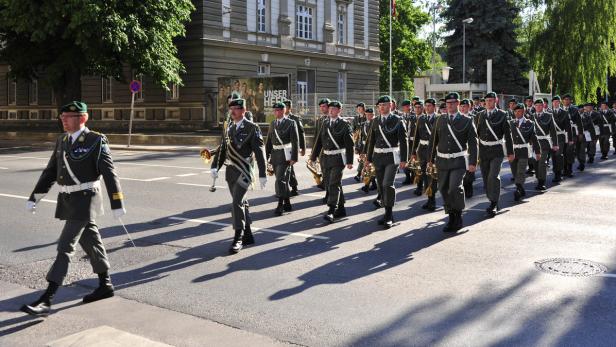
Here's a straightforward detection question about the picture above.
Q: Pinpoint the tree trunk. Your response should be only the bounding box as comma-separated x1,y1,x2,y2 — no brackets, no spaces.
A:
54,70,82,132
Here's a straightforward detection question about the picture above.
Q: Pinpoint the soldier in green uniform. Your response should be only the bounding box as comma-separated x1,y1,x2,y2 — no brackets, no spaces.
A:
472,96,485,113
582,103,599,165
314,98,331,192
366,95,408,229
612,101,616,155
22,101,125,316
211,98,267,254
531,99,559,191
550,96,574,182
353,103,367,182
509,103,541,201
428,92,478,232
266,102,299,215
524,96,535,118
459,99,478,197
358,108,377,193
562,94,583,174
310,101,354,223
283,99,305,195
597,101,614,160
411,98,438,211
507,98,517,120
475,92,514,216
404,99,420,191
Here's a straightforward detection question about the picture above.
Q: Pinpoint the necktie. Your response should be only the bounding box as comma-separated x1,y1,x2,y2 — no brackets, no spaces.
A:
69,136,73,145
450,114,454,122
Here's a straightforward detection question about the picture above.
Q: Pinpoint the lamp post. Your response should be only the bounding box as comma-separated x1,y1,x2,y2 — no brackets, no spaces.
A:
462,17,473,84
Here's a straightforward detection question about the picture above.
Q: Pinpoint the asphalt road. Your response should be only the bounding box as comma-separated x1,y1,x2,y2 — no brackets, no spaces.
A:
1,144,616,346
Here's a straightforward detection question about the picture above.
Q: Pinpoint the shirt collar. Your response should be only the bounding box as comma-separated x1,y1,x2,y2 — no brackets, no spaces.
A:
234,117,245,128
68,127,86,143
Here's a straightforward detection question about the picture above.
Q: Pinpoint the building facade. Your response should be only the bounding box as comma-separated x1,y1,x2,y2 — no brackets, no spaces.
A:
0,0,380,131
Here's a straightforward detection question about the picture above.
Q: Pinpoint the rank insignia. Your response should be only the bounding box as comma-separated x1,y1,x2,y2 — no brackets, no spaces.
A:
112,192,124,200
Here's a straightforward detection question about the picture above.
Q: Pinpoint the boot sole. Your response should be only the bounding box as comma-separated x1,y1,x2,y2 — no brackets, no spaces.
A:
83,291,114,304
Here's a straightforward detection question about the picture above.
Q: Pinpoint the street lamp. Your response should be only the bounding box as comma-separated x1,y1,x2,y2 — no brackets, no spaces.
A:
442,66,452,83
462,17,473,84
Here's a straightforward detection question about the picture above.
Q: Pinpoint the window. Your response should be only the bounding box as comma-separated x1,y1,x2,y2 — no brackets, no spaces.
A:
8,78,16,105
167,83,179,101
8,111,17,119
29,80,38,105
257,0,267,33
29,111,39,120
257,63,271,76
337,71,347,102
102,77,113,103
166,109,180,120
102,109,115,120
134,110,145,120
337,13,345,44
296,5,313,40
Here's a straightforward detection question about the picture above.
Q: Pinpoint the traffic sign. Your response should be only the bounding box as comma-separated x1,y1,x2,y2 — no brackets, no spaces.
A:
129,80,142,94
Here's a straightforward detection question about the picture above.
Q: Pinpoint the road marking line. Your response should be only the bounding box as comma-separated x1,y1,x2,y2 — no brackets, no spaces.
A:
596,273,616,278
0,155,47,160
303,193,324,198
121,177,170,182
0,167,8,170
0,193,56,204
169,217,329,240
115,162,205,170
175,173,198,177
0,146,32,150
176,183,227,189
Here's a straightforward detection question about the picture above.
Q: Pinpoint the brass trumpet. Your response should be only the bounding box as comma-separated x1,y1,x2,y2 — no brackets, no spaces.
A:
407,157,423,184
267,161,275,176
424,163,438,197
361,160,376,185
306,159,322,185
200,147,219,164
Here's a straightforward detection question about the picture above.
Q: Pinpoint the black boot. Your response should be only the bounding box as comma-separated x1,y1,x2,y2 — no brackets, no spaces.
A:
361,184,370,193
353,175,361,182
334,205,347,218
317,182,324,190
588,157,594,164
321,192,329,204
323,205,336,223
402,170,412,185
21,281,58,316
552,173,562,183
451,211,463,231
373,193,383,209
274,198,284,216
486,201,498,217
536,180,547,192
578,163,585,171
83,272,115,304
283,198,293,212
242,225,255,245
421,196,436,212
443,213,455,232
290,187,299,196
229,229,243,254
413,181,423,196
378,207,394,228
369,179,377,191
514,184,525,202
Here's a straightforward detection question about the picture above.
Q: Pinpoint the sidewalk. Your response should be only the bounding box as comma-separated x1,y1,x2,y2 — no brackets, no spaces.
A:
0,281,294,347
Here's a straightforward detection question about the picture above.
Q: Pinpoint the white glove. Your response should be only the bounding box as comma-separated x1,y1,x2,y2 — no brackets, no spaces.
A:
112,208,126,219
259,177,267,190
26,200,36,214
211,168,218,179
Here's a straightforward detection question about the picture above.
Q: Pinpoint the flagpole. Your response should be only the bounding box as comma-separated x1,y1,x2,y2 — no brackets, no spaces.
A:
389,0,393,96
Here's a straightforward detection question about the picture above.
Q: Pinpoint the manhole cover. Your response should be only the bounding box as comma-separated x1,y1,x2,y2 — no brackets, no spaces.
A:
535,258,607,277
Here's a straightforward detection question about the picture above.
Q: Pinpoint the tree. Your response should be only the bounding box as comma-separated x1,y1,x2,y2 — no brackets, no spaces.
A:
0,0,194,107
379,0,432,92
442,0,529,94
527,0,616,102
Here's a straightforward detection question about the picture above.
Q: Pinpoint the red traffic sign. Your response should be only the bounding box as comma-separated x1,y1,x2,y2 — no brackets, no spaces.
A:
129,80,142,93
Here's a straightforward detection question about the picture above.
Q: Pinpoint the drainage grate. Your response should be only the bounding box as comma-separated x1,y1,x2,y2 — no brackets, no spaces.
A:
535,258,607,277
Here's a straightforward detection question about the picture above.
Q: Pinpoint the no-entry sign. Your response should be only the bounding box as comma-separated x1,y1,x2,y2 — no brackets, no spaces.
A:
129,80,142,94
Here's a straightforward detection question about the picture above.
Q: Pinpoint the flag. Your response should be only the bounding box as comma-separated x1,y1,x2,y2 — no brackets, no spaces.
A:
391,0,397,18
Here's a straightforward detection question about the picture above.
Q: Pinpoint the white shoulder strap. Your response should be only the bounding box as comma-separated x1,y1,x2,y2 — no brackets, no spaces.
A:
62,154,81,185
378,123,393,148
446,118,464,152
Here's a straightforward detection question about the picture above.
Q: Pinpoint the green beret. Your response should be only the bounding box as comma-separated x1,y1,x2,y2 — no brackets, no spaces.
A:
272,102,286,109
229,98,246,108
412,96,421,101
584,102,594,107
377,95,393,104
318,98,331,106
401,99,412,106
445,92,460,101
283,99,292,107
514,103,525,111
356,102,366,108
439,103,447,109
460,99,471,106
365,108,374,114
480,98,485,102
414,100,424,106
472,96,480,100
329,100,342,108
425,98,436,105
599,101,608,106
562,94,572,100
508,98,517,104
524,95,533,101
61,101,87,113
552,95,561,101
484,92,497,99
534,99,544,105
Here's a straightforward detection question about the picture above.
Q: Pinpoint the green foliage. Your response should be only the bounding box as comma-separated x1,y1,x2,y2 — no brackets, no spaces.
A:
528,0,616,102
442,0,529,94
379,0,432,92
0,0,194,100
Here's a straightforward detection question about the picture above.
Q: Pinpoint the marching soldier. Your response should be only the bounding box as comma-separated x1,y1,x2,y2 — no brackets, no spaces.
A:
612,101,616,155
475,92,514,217
438,102,448,115
597,101,614,160
359,108,377,193
313,98,331,191
509,103,541,201
582,103,599,165
531,99,559,191
22,101,125,316
550,96,573,183
283,99,305,195
472,96,485,113
353,102,367,182
366,95,408,229
460,99,478,197
507,98,518,120
411,98,438,211
310,101,354,222
265,102,299,216
211,98,267,254
524,96,535,118
428,92,478,232
562,94,583,174
401,99,419,187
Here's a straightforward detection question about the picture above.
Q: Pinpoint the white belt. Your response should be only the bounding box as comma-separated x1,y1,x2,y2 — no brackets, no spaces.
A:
323,149,346,155
419,140,429,146
437,151,467,159
536,135,551,140
479,139,504,146
556,131,566,135
59,180,100,194
513,144,531,150
374,147,400,154
409,137,415,141
272,143,292,150
604,124,611,127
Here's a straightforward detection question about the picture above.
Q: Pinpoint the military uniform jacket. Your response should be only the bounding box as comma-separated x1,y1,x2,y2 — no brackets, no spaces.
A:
357,119,372,154
596,110,615,136
551,108,573,143
265,117,299,165
288,113,306,151
475,108,514,158
29,128,124,221
366,113,408,166
509,118,541,159
563,106,582,138
412,113,437,163
212,118,267,178
352,114,366,132
429,113,478,171
581,112,599,140
532,112,558,151
403,112,418,151
310,117,354,168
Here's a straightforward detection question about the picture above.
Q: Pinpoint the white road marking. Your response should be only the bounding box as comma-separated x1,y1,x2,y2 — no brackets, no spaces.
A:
115,162,206,170
175,173,198,177
176,183,227,189
0,193,56,204
302,193,325,198
0,146,32,150
169,217,329,240
0,167,8,170
596,273,616,278
121,177,170,182
0,155,47,160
